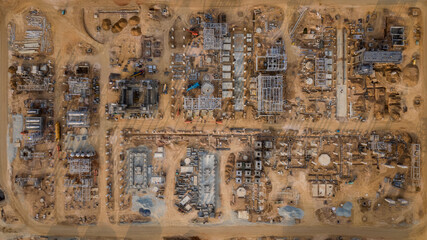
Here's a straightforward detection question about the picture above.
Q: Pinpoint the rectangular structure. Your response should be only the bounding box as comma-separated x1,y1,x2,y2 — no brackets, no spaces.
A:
411,144,421,188
68,77,90,97
257,75,284,114
203,23,228,50
336,28,347,120
256,47,287,72
126,147,151,191
233,37,245,111
198,154,217,207
25,117,43,131
67,110,89,127
183,97,221,110
361,51,402,64
68,158,91,175
108,79,159,117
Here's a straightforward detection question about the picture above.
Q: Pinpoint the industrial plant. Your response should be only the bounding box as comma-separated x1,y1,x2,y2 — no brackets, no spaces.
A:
1,1,426,240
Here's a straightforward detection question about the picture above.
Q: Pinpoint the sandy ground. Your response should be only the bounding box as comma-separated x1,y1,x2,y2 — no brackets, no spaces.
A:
1,0,427,239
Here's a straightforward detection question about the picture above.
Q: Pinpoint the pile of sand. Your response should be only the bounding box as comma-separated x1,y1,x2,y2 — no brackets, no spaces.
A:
402,64,419,87
117,18,128,28
389,110,400,121
8,66,16,74
101,19,111,30
375,111,384,120
112,18,128,33
400,132,413,144
111,25,122,33
398,155,411,165
413,96,422,107
129,16,140,26
131,27,142,36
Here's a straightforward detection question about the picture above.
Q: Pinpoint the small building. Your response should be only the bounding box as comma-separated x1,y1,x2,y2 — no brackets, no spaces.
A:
222,91,233,98
222,72,231,79
355,64,374,75
150,176,165,185
25,117,43,131
67,110,89,127
390,26,405,46
311,183,334,197
222,65,232,72
154,146,165,159
237,210,249,220
180,166,194,173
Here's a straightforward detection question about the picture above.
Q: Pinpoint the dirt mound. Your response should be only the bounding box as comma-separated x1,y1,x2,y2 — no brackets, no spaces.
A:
113,0,131,6
129,16,140,26
400,132,413,144
8,66,16,74
117,18,128,28
375,111,383,120
101,19,111,31
131,27,142,36
111,19,128,33
315,207,337,224
388,71,401,83
402,64,419,87
389,110,400,121
111,24,123,33
413,96,422,107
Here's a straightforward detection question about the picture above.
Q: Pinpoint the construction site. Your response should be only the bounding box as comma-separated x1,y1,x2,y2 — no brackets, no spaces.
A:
175,147,218,222
1,0,427,240
225,129,420,225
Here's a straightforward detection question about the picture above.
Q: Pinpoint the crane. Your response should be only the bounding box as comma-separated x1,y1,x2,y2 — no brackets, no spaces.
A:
186,82,200,92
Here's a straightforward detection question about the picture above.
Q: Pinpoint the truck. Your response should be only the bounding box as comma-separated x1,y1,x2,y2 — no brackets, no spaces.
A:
55,122,61,142
162,83,168,94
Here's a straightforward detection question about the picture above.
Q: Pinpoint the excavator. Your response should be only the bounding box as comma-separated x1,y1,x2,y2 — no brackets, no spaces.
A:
185,28,199,36
129,70,144,78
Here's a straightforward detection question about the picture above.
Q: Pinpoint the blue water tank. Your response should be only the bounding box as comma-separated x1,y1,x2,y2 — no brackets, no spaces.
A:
139,208,151,217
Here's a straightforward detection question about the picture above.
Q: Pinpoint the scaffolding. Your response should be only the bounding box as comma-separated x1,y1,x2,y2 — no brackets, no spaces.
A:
257,75,284,114
358,51,403,64
315,58,328,87
203,23,228,50
336,28,347,120
411,144,421,188
68,77,90,97
108,79,159,117
68,158,91,175
256,46,287,72
183,97,221,110
233,33,245,111
17,84,48,91
14,12,53,54
197,154,217,209
64,178,92,203
127,147,151,191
